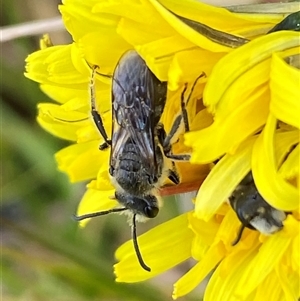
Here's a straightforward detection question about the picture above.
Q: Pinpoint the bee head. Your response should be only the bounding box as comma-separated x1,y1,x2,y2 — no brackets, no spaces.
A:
230,176,286,235
115,191,159,272
115,192,159,218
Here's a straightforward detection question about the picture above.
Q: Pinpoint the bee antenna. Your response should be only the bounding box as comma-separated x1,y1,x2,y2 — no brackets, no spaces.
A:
232,224,246,246
85,60,112,79
73,208,127,221
132,214,151,272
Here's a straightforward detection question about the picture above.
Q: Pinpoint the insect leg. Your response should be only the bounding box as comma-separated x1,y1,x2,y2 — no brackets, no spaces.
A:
157,124,180,184
168,162,180,184
162,73,206,161
90,65,111,150
181,72,206,132
231,224,246,246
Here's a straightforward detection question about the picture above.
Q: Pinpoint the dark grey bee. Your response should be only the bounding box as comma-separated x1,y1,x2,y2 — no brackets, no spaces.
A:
229,172,287,246
75,50,201,271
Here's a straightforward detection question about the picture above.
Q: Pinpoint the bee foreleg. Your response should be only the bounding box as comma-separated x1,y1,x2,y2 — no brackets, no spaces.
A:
90,65,111,149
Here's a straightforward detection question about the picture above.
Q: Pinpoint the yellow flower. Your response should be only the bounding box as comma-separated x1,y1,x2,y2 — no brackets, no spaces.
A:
25,0,300,300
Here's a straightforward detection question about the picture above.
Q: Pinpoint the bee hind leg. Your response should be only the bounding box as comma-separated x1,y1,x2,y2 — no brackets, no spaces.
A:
168,162,180,184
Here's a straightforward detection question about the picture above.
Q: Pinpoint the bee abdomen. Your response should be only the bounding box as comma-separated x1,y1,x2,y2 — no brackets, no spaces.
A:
116,141,152,193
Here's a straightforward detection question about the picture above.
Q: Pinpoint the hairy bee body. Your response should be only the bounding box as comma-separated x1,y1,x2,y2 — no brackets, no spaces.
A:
81,50,194,270
107,50,175,221
230,172,287,245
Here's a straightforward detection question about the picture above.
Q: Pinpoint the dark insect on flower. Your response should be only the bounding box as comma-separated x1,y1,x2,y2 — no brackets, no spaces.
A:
268,11,300,33
229,172,287,246
75,50,204,271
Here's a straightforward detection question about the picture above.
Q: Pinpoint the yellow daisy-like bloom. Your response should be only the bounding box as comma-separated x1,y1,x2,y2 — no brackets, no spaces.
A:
25,0,300,300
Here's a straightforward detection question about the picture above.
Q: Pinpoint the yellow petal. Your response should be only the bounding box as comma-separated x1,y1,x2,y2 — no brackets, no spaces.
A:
270,51,300,129
279,144,299,180
274,130,300,168
234,227,292,298
188,211,220,259
204,31,300,113
40,84,88,105
93,0,171,29
114,213,193,282
76,179,117,227
276,264,299,301
148,0,234,53
252,114,300,211
78,31,131,74
291,230,300,273
167,49,224,91
116,9,176,49
253,272,282,301
190,108,213,131
213,57,271,120
25,44,87,87
135,35,194,81
59,1,119,42
55,141,109,182
158,0,283,30
37,103,88,141
214,208,245,249
194,137,255,221
173,242,226,299
186,84,269,163
204,244,258,301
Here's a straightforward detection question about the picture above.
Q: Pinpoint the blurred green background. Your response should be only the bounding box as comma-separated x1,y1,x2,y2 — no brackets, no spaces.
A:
1,1,201,300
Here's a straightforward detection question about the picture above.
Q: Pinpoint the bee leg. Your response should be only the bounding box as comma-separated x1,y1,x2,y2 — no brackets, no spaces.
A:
90,65,111,149
161,73,206,160
168,162,180,184
157,123,190,161
232,224,246,246
156,124,183,182
160,118,191,161
181,72,206,132
162,114,183,150
165,153,191,161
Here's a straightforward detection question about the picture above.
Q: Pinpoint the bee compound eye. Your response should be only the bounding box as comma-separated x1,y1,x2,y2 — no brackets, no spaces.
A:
144,206,159,218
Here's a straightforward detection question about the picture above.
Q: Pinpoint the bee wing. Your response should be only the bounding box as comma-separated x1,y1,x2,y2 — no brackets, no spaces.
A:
110,51,166,175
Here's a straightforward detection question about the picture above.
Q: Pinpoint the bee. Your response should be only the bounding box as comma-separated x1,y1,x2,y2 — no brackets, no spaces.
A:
75,50,203,271
229,172,287,246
